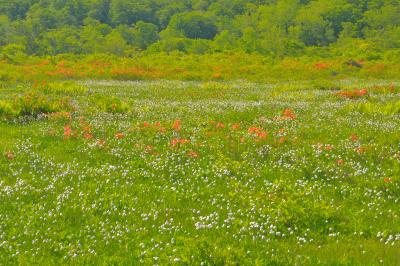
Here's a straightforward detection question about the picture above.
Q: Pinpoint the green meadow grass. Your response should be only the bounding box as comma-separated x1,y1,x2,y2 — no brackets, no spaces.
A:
0,80,399,265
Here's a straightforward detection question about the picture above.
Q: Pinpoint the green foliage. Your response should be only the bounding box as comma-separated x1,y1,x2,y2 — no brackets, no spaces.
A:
0,43,27,63
0,80,399,264
1,0,398,57
39,82,89,96
353,101,400,116
0,91,73,119
164,11,218,40
91,95,129,114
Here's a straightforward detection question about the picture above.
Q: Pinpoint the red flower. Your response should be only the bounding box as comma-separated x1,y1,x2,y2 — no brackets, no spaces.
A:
315,62,329,70
172,119,181,131
64,125,72,139
83,133,93,140
282,108,296,120
256,131,268,138
350,134,359,142
325,145,333,151
171,138,190,147
231,123,240,130
336,89,368,99
115,132,125,139
248,127,263,134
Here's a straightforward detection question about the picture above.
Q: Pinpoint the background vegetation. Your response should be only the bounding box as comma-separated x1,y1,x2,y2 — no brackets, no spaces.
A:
0,0,399,59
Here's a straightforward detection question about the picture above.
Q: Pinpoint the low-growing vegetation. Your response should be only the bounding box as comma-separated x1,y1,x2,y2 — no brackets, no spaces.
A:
0,91,73,120
0,0,399,264
0,80,399,265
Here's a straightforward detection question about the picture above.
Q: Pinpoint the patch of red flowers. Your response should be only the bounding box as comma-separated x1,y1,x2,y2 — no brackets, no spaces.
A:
336,89,368,99
274,108,297,121
248,127,268,140
315,62,329,70
172,119,181,131
171,138,190,147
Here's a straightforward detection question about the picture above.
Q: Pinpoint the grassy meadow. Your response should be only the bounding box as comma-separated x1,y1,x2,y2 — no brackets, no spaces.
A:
0,79,399,265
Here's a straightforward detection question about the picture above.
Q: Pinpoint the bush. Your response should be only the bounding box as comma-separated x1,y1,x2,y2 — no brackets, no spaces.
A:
91,95,129,114
38,81,88,95
0,92,73,120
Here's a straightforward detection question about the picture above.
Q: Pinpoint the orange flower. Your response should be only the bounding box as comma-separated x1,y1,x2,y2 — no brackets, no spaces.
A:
336,89,368,99
336,159,344,165
383,177,392,183
171,138,190,147
143,121,150,127
256,131,268,138
282,108,296,120
350,134,359,142
231,123,240,130
315,62,329,70
154,121,161,127
248,127,263,134
64,125,72,138
145,145,153,151
114,132,125,139
172,119,181,131
216,122,225,129
5,151,14,160
212,73,222,79
187,150,199,158
325,145,333,151
83,133,93,140
278,136,286,143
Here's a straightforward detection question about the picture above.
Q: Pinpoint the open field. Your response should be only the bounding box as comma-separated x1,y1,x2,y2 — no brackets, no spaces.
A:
0,79,399,265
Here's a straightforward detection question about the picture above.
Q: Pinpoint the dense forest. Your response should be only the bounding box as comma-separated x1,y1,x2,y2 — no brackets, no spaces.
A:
0,0,399,58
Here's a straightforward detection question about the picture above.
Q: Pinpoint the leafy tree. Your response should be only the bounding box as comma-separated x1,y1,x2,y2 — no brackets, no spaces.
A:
0,0,398,56
37,27,81,55
166,11,218,40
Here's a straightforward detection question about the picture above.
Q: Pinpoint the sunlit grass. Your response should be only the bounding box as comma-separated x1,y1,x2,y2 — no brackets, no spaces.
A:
0,80,399,265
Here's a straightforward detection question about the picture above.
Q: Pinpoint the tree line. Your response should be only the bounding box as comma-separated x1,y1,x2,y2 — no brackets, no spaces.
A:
0,0,399,58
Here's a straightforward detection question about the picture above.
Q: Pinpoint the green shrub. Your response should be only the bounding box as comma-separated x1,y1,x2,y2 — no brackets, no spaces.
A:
92,95,129,114
38,82,88,95
0,92,73,120
352,101,400,115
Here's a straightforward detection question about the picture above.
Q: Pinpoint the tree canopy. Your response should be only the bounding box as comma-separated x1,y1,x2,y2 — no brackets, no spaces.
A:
0,0,398,57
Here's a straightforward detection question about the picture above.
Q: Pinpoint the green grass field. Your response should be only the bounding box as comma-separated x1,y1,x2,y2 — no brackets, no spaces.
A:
0,80,399,265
